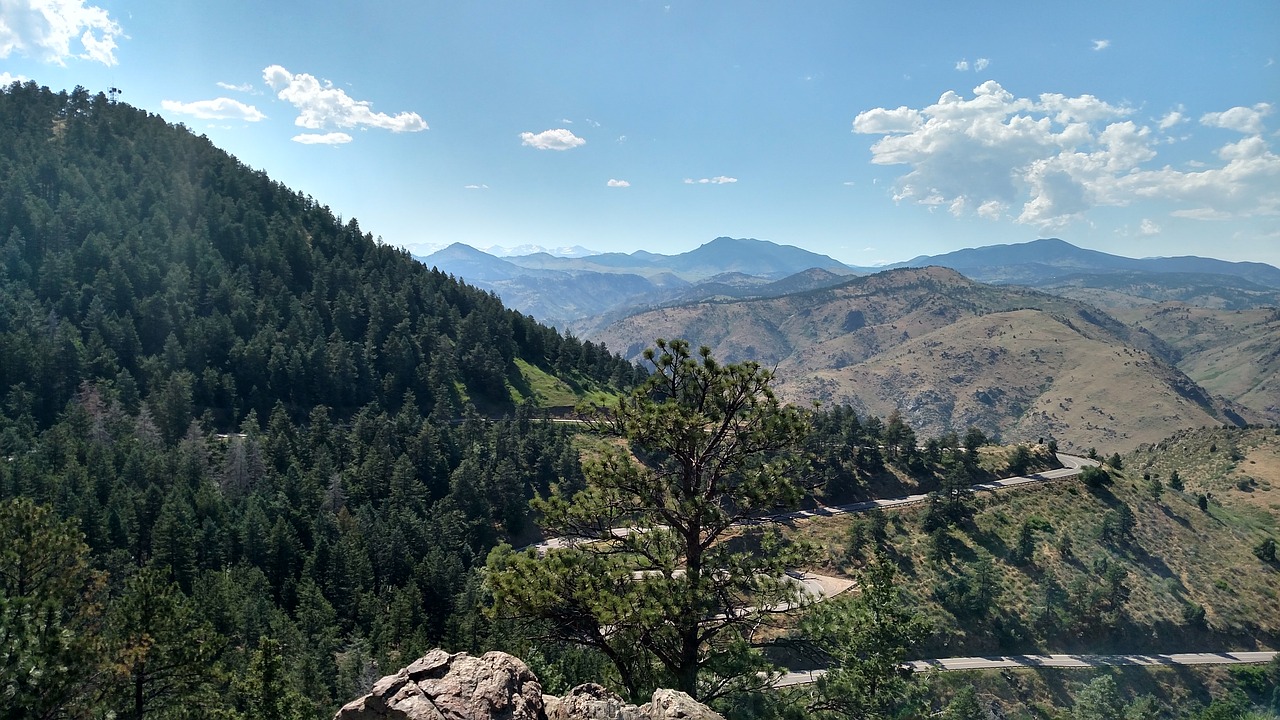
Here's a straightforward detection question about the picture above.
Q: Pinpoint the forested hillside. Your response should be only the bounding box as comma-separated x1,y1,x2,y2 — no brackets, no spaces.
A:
0,81,633,718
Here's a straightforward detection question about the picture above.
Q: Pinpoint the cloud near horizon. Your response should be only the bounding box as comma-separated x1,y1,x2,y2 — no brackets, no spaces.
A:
683,176,738,184
292,132,352,145
520,128,586,150
161,97,266,122
263,65,427,134
0,0,125,66
852,81,1279,228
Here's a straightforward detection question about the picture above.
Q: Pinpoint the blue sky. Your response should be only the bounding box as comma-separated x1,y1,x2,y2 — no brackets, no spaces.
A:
2,1,1278,266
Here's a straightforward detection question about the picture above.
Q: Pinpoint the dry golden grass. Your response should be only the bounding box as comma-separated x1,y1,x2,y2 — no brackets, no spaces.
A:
1109,304,1280,421
590,267,1254,454
780,429,1280,661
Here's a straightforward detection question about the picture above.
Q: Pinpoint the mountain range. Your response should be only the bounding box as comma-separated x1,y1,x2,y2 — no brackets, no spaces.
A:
416,237,858,330
418,237,1280,332
590,266,1266,453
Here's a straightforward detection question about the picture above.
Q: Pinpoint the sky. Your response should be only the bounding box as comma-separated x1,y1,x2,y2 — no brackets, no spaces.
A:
2,1,1278,267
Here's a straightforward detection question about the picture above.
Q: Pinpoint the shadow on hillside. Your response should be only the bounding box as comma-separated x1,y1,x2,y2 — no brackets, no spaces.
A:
966,525,1011,560
1160,503,1193,529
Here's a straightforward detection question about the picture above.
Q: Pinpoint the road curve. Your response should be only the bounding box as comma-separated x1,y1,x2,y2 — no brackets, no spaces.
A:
774,651,1279,687
517,451,1271,691
760,453,1098,523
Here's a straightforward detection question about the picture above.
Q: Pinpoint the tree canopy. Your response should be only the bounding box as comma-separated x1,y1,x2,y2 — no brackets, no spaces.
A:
489,339,812,701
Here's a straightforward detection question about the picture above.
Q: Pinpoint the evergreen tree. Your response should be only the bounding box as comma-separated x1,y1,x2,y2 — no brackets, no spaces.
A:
800,557,931,719
490,340,811,702
0,497,106,719
103,568,223,719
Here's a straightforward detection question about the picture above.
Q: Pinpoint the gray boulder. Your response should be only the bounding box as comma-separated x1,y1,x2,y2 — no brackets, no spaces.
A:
335,649,723,720
545,683,723,720
334,648,545,720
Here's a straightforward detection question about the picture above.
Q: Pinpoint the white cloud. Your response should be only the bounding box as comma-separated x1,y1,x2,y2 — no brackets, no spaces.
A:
606,179,630,187
519,128,585,150
1158,108,1186,130
683,176,737,184
263,65,427,133
216,81,253,93
559,118,574,124
0,71,29,84
955,58,990,72
464,183,489,190
852,105,923,134
977,200,1005,219
852,82,1280,228
1139,218,1160,235
161,98,266,122
616,135,628,143
0,0,125,66
1092,39,1110,51
292,132,352,145
1201,103,1271,135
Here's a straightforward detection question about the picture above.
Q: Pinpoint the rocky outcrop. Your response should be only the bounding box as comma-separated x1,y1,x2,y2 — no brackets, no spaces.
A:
334,650,724,720
334,648,544,720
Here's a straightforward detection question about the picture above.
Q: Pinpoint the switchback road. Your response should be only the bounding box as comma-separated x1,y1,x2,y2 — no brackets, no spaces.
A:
775,651,1279,687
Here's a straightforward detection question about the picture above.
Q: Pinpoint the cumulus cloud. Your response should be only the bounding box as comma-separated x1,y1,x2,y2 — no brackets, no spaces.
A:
263,65,427,133
683,176,738,184
1092,39,1110,51
955,60,969,71
1201,103,1272,135
292,132,352,145
1,70,29,84
161,98,266,122
1139,218,1161,235
975,58,990,71
0,0,125,65
1158,109,1186,130
852,81,1280,228
606,179,630,187
851,105,922,134
519,128,585,150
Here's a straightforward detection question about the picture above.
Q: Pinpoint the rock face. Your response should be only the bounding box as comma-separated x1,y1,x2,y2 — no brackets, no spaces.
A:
334,650,724,720
334,648,544,720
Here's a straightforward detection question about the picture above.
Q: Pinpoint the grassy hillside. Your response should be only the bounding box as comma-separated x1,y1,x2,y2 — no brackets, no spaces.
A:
1109,304,1280,421
591,267,1252,452
786,428,1279,660
769,427,1280,716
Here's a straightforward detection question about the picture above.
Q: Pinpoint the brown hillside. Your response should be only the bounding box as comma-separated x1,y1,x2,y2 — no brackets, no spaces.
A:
1109,303,1280,421
591,267,1253,453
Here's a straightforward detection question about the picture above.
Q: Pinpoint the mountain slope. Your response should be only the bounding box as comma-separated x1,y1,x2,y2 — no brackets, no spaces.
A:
500,236,857,281
1036,270,1280,311
892,238,1280,288
591,267,1253,451
1110,304,1280,418
420,240,858,331
0,82,631,432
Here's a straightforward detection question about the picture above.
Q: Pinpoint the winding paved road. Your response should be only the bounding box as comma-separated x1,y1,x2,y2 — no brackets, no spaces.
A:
534,453,1098,553
775,652,1280,687
530,452,1276,685
762,453,1097,522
